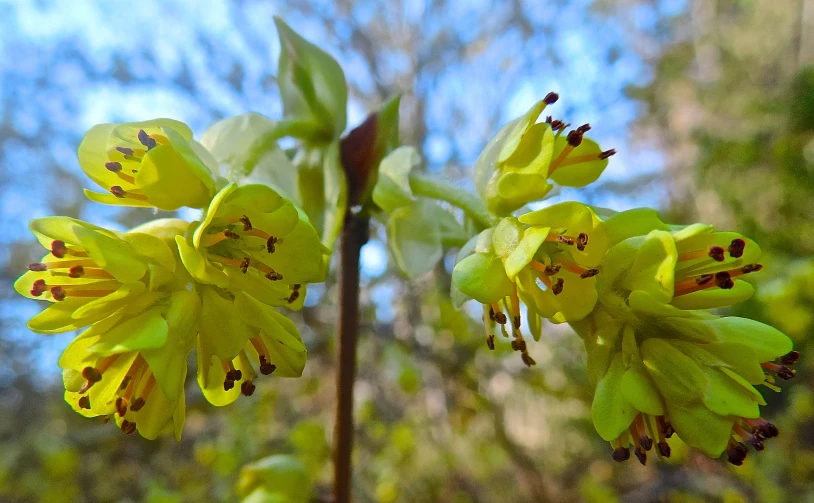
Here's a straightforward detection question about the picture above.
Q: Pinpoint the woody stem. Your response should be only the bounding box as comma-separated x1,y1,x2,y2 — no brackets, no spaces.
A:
333,211,368,503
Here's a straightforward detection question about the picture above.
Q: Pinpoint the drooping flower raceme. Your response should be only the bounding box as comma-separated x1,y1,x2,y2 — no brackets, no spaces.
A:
176,183,324,405
78,119,219,210
16,217,201,438
474,93,615,216
571,211,798,465
452,202,608,365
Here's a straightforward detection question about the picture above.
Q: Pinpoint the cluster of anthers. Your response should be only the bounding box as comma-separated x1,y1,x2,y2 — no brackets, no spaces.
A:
28,240,116,302
104,129,165,202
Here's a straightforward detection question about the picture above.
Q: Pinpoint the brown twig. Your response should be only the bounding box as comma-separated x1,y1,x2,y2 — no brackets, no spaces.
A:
333,211,368,503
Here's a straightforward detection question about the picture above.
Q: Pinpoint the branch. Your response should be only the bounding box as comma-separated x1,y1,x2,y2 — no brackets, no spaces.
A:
333,211,369,503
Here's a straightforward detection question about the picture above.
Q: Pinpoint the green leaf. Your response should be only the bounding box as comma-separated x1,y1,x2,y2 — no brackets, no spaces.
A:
275,17,347,138
372,146,420,213
321,141,347,251
386,202,443,279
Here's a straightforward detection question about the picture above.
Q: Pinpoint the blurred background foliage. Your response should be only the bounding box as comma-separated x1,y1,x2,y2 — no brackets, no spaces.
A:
1,0,813,501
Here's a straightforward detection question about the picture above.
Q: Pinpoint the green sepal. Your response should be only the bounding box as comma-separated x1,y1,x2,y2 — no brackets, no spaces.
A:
451,252,514,304
620,230,677,303
592,354,638,442
87,307,168,356
549,137,608,187
621,365,664,416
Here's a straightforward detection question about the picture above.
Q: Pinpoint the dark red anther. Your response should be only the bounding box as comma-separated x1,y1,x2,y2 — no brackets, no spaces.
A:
549,119,564,130
599,149,616,160
51,240,68,258
494,312,508,325
544,264,561,275
137,129,157,150
566,130,583,147
727,442,749,466
780,351,800,365
756,421,779,439
116,146,134,156
776,366,796,380
292,284,301,290
634,447,647,465
715,271,734,289
129,397,146,412
708,246,726,262
288,289,298,304
82,366,102,383
577,233,589,252
728,238,746,258
105,161,122,172
544,92,559,104
557,235,575,245
510,339,526,352
50,286,66,301
239,257,250,274
266,236,278,253
580,269,599,279
223,378,235,391
120,419,137,435
241,380,256,396
660,420,675,439
551,278,565,295
612,446,630,462
576,123,591,134
239,215,252,231
69,265,84,278
30,279,47,297
28,263,48,272
486,335,495,351
657,442,671,458
223,230,240,239
521,353,536,367
228,369,243,382
742,264,763,274
110,186,126,198
78,396,91,410
640,436,653,451
259,361,277,376
115,397,128,417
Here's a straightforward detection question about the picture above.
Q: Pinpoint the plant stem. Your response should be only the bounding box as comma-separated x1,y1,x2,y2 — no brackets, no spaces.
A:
408,173,499,228
333,211,368,503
